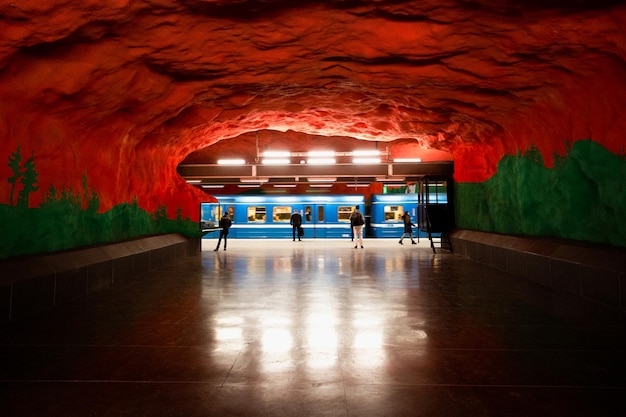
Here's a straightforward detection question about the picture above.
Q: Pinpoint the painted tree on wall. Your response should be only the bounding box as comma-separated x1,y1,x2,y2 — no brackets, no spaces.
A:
6,144,39,208
18,151,39,208
7,144,22,207
1,145,201,260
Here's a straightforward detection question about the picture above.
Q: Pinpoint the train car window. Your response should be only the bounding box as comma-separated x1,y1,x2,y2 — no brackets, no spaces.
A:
383,205,403,222
247,206,267,222
227,206,234,218
305,206,312,222
338,206,353,222
318,206,324,222
273,206,292,222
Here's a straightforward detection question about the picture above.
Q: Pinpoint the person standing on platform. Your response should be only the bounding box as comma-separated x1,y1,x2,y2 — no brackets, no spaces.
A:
214,213,232,251
399,211,417,245
349,205,365,248
290,209,302,241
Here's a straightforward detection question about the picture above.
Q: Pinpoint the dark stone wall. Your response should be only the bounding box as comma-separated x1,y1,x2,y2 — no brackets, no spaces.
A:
0,234,201,323
450,229,626,312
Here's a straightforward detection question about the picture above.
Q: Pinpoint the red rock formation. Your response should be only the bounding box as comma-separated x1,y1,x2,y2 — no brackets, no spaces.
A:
0,1,625,219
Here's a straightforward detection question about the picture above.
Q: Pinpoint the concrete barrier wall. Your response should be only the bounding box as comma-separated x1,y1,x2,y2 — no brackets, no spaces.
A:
0,234,201,323
450,230,626,312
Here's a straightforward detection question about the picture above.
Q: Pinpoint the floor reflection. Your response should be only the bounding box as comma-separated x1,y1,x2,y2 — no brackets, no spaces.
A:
3,239,623,416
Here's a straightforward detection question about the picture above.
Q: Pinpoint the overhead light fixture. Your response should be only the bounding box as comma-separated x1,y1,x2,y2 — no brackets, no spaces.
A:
352,150,380,156
273,184,297,188
309,184,333,188
307,158,336,165
352,158,381,164
263,151,290,157
308,150,335,157
238,184,260,188
217,159,246,165
346,183,369,187
201,184,224,188
262,158,290,165
186,179,201,184
240,177,269,183
393,158,422,163
307,177,336,182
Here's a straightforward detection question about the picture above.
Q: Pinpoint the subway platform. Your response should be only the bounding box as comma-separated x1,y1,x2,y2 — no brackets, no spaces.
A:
1,237,625,416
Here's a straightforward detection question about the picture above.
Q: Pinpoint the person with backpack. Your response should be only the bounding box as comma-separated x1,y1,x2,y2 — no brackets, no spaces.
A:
349,205,365,248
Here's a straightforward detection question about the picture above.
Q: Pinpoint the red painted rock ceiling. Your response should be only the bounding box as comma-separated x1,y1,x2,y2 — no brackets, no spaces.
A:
1,1,625,218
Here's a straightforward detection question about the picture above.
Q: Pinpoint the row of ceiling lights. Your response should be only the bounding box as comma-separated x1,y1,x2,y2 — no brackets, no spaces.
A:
216,150,422,166
186,177,407,187
194,183,381,189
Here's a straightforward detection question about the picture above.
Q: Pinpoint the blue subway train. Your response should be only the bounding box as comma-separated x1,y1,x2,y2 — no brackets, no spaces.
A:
201,191,448,240
369,189,448,239
369,194,420,238
201,194,365,239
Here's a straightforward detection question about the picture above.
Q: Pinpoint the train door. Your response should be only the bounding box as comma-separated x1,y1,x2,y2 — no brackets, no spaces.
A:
200,202,220,234
303,204,326,238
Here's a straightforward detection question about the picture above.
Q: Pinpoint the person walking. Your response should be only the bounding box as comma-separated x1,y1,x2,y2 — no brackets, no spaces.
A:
349,205,365,248
399,211,417,245
290,209,302,241
214,213,232,251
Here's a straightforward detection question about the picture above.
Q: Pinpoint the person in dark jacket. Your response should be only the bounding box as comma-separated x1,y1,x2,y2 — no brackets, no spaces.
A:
349,205,365,248
399,211,416,245
214,213,232,251
290,209,302,241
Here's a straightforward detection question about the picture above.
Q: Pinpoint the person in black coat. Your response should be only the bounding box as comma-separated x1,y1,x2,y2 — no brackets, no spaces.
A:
399,211,416,245
214,213,232,251
290,209,302,241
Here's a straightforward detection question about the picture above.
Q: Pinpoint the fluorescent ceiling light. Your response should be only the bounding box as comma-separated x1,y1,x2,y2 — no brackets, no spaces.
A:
308,150,335,157
375,176,405,182
309,184,333,188
238,184,260,188
262,158,290,165
352,158,381,164
308,177,336,182
393,158,422,163
186,179,201,183
263,151,290,157
346,183,369,187
273,184,297,188
201,184,224,188
352,150,380,156
307,158,336,165
217,159,246,165
240,177,269,183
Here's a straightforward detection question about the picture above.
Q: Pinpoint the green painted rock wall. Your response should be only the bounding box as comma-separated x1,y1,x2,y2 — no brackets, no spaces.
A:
455,140,626,247
0,200,202,260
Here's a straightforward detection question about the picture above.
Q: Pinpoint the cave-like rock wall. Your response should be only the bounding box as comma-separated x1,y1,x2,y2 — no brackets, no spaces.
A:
1,0,626,256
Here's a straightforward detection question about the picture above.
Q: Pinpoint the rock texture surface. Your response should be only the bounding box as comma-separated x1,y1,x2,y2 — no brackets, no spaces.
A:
1,1,625,217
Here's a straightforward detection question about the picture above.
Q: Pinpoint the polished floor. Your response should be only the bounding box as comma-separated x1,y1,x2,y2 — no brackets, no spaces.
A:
1,238,625,416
